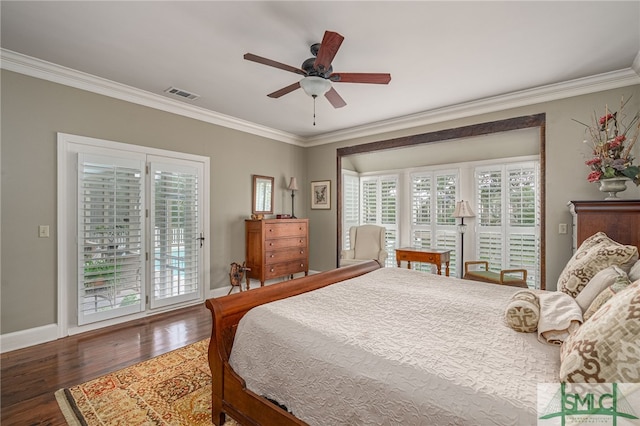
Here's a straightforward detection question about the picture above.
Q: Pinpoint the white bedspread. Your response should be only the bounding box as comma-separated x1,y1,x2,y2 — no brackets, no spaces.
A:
229,268,560,425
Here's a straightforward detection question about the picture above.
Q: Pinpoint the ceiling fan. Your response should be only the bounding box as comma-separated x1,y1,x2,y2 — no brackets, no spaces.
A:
244,30,391,109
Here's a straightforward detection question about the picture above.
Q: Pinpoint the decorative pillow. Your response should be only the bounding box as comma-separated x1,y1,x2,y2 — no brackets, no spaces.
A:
574,265,627,313
559,280,640,383
629,260,640,282
558,237,638,298
583,273,632,320
504,290,540,333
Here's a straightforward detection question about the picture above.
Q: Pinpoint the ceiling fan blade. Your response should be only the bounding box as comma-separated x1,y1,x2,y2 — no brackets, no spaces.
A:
325,87,347,108
329,73,392,84
313,31,344,73
267,82,301,98
244,53,306,76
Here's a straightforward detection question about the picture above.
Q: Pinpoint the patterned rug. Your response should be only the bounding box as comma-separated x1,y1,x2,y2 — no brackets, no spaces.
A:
55,339,238,425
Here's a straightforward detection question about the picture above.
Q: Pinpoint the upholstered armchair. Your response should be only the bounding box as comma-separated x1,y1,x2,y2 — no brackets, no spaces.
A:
340,225,388,267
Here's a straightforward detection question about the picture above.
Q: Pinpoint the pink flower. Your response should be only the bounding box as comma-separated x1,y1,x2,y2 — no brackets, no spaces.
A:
599,113,614,125
587,171,602,182
585,157,601,166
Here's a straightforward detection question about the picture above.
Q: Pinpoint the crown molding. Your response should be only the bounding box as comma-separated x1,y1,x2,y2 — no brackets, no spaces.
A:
303,68,640,146
3,48,639,148
0,49,305,146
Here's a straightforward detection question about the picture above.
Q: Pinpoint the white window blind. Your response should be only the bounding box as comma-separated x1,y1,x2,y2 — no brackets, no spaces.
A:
342,173,360,249
150,161,201,309
475,162,540,288
360,175,398,267
78,154,145,325
410,171,458,273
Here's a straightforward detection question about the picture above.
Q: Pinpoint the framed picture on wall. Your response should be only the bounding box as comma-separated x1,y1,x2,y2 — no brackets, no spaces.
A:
311,180,331,210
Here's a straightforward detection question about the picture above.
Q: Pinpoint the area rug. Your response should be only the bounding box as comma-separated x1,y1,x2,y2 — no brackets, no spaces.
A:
55,338,238,425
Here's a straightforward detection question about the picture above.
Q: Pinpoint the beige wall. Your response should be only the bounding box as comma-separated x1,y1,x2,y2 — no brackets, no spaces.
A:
2,68,639,336
305,85,640,287
1,70,306,333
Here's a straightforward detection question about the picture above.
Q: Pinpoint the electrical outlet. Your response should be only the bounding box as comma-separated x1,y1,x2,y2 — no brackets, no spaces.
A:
559,223,567,234
39,225,50,238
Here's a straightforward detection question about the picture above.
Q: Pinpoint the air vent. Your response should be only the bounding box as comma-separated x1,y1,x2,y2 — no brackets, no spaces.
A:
164,86,200,100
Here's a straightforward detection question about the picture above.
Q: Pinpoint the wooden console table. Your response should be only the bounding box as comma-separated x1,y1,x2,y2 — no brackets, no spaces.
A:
395,247,451,276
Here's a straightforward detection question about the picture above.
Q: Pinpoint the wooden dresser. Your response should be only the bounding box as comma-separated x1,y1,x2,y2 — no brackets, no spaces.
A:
245,218,309,287
569,200,640,251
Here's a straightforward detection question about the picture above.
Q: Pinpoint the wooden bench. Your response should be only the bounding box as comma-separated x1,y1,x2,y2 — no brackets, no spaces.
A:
463,261,528,288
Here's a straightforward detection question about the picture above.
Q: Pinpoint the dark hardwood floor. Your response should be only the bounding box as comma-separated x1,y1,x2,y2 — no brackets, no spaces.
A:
1,303,212,426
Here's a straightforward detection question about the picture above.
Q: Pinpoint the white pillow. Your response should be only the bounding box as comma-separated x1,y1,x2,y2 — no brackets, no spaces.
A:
629,260,640,282
574,266,627,313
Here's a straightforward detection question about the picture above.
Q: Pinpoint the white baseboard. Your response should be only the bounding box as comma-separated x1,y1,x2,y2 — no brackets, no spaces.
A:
0,323,58,353
3,271,320,353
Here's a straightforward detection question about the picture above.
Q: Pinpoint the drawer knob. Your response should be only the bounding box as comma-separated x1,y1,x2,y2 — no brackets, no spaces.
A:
270,268,274,272
269,242,274,246
270,254,274,258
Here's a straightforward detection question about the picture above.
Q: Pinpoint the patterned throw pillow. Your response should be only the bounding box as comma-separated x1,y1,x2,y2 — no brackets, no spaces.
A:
560,280,640,383
630,260,640,282
583,273,632,320
557,234,638,298
504,290,540,333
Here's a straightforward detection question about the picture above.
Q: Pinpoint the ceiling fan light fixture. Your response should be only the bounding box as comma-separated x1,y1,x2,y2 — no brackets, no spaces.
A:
299,76,331,98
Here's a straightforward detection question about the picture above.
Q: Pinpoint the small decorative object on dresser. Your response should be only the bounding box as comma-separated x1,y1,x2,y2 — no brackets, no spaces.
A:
245,218,309,286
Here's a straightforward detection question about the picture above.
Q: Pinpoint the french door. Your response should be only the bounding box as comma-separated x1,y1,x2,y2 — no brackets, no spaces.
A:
60,133,208,332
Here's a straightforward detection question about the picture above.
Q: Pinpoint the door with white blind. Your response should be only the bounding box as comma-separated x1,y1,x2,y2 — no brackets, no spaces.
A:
474,162,540,288
410,171,458,273
149,158,203,309
61,133,209,332
78,154,146,325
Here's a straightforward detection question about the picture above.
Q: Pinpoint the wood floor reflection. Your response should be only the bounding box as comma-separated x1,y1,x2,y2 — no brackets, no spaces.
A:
0,304,212,426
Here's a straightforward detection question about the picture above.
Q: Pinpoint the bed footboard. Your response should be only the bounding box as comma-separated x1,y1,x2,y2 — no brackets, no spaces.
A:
205,260,382,425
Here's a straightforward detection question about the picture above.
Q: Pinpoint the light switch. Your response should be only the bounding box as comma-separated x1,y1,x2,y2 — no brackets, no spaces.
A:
39,225,50,238
558,223,567,234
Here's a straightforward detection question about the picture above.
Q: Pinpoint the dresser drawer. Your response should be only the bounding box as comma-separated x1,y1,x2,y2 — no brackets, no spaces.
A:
265,260,307,279
265,237,307,250
265,247,307,265
265,222,307,238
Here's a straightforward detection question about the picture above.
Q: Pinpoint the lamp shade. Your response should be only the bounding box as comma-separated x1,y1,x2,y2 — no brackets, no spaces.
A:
299,76,331,97
287,177,299,191
453,200,475,218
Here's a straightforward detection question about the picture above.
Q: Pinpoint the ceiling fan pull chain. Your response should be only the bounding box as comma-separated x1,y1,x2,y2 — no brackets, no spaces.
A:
312,94,317,126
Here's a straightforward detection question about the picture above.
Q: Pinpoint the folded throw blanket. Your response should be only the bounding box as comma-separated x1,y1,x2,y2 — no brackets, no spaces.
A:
537,292,583,345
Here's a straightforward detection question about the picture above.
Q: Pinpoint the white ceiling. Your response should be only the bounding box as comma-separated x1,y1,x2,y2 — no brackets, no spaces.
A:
2,1,639,144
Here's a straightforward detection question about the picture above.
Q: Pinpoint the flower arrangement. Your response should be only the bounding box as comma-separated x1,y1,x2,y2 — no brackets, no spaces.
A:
574,96,640,186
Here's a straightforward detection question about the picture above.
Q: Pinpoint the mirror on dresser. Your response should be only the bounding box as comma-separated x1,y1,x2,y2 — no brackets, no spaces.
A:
252,175,274,215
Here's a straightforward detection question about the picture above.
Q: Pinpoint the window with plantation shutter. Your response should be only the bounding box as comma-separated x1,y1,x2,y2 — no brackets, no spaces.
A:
342,173,360,250
410,171,458,273
474,162,540,288
78,153,145,325
360,175,398,267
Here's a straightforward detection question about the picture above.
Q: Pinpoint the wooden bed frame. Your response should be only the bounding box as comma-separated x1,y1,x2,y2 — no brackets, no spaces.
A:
205,260,382,426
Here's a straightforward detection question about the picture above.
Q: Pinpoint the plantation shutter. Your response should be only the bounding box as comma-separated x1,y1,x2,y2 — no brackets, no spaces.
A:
342,173,360,249
149,159,202,309
78,153,145,325
475,162,539,288
411,174,432,248
359,176,398,267
410,171,458,273
380,177,398,267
